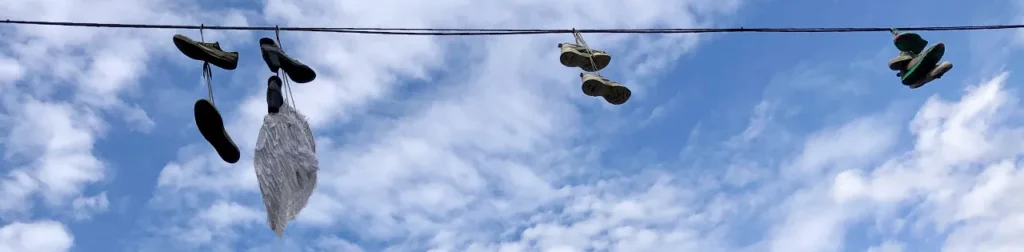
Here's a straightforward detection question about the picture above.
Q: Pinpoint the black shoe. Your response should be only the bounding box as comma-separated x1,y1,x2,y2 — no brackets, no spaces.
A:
172,34,239,70
267,75,284,114
194,99,240,163
259,37,316,83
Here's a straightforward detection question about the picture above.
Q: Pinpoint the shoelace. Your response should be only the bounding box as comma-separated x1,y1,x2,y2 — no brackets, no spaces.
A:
199,25,216,106
203,62,214,106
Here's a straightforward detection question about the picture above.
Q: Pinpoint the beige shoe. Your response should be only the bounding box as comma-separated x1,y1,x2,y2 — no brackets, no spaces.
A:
559,43,611,72
580,73,631,105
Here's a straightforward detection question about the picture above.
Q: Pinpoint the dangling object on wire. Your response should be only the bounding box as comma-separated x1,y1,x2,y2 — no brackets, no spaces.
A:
5,19,1024,36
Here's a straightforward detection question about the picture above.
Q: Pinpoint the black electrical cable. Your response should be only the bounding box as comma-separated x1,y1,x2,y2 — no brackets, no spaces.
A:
5,19,1024,36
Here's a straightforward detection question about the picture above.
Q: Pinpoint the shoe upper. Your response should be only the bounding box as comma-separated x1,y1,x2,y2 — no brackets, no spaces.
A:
562,43,608,55
201,42,223,50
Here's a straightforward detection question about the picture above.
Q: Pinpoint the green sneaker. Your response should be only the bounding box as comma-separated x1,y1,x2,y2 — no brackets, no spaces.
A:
902,43,945,86
173,34,239,70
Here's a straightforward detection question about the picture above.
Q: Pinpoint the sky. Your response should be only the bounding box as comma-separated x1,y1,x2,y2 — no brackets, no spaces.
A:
2,0,1024,251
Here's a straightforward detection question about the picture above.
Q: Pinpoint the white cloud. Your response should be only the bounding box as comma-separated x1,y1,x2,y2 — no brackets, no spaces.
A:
71,192,110,221
764,72,1024,252
314,236,365,252
117,104,157,133
7,0,1024,252
0,220,74,252
1,99,106,217
867,240,905,252
0,0,257,249
146,0,744,250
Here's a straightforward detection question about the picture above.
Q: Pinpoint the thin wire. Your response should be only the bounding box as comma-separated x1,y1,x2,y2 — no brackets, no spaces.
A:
6,19,1024,35
274,26,297,108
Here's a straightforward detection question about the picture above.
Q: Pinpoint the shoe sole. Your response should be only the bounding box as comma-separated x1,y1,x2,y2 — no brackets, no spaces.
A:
194,99,240,163
902,43,944,86
909,61,953,89
560,47,611,72
582,79,631,105
173,35,238,70
262,46,317,83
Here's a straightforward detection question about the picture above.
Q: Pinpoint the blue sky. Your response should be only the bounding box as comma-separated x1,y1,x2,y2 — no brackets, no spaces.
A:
3,0,1024,251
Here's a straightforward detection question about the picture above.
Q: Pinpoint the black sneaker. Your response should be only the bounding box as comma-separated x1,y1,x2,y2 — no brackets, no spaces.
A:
259,37,316,83
194,99,240,163
172,34,239,70
267,75,284,114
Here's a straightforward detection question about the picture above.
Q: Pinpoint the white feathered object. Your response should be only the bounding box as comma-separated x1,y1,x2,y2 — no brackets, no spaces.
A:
253,103,318,236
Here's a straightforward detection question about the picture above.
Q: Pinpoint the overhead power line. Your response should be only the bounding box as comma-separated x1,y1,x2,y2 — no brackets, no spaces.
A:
5,19,1024,36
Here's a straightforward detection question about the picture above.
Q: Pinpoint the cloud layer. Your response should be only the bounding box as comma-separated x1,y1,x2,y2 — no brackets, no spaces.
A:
3,0,1024,252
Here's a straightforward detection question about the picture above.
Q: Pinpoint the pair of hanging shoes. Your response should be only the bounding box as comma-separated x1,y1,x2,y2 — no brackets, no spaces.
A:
173,34,317,81
172,34,318,164
887,42,953,89
259,38,316,83
174,34,241,163
559,43,611,72
581,73,631,105
558,43,630,105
